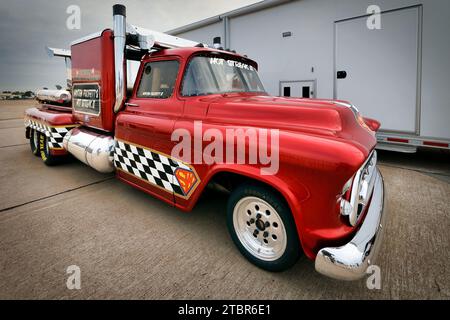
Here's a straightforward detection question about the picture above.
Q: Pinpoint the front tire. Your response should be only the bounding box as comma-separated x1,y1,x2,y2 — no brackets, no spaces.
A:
227,183,301,272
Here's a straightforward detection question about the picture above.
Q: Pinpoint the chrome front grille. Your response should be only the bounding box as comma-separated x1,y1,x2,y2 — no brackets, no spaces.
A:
341,150,377,226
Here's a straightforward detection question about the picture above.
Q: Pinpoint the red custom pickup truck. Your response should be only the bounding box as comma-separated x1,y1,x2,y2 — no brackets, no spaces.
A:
24,5,386,280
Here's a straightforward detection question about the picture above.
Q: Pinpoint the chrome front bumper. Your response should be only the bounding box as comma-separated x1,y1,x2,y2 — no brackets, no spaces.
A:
315,168,386,280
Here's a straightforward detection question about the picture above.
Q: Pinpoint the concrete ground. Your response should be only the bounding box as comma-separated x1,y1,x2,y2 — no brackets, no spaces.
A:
0,100,449,299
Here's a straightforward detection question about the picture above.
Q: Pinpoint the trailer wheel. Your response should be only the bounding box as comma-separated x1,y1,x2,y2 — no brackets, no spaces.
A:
227,183,301,272
39,134,60,166
30,129,40,156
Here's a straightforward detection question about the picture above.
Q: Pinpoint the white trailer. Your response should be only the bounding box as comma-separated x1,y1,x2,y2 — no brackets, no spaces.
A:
168,0,450,152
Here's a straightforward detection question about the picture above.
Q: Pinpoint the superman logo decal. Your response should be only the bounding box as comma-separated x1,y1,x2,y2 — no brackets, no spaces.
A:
175,168,198,196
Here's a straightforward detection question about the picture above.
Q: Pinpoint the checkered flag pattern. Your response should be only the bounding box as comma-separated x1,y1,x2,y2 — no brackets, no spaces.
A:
114,140,193,196
25,118,74,149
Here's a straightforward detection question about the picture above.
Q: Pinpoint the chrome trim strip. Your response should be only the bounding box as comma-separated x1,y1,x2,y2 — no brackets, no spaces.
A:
315,168,386,280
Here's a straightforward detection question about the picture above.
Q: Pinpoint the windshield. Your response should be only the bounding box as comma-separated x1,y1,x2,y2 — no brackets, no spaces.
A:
181,55,265,96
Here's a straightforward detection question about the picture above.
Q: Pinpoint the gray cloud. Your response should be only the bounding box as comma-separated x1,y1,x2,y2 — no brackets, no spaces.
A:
0,0,258,91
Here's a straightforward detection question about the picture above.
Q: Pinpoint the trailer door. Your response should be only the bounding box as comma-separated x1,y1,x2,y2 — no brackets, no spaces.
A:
335,6,421,134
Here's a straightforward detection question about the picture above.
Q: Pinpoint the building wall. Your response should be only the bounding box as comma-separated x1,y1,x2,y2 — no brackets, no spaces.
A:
174,0,450,139
176,21,224,47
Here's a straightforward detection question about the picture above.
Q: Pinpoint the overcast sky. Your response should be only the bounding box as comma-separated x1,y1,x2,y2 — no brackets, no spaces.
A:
0,0,259,91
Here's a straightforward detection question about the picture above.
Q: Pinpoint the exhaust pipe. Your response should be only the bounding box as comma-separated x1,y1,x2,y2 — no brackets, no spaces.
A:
63,128,115,173
113,4,126,113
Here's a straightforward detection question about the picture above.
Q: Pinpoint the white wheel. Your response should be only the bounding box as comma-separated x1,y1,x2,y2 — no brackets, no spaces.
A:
227,183,301,271
233,196,287,261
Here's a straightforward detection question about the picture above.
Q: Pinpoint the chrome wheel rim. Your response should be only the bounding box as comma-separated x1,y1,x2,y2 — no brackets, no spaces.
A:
233,196,287,261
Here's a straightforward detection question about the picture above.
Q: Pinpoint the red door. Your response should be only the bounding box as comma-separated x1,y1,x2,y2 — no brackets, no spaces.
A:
115,58,183,204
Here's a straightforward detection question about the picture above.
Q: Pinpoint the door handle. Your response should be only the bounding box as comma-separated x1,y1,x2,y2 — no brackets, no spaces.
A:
337,71,347,79
125,102,140,107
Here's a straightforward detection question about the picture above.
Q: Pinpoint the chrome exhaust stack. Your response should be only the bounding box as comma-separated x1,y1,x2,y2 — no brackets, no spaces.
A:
113,4,126,113
63,128,115,173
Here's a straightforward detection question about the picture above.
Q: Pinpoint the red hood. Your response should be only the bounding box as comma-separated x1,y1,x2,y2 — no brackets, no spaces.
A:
205,93,377,156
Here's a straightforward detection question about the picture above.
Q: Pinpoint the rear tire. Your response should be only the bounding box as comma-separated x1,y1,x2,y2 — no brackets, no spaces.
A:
30,129,40,156
39,133,60,166
227,183,301,272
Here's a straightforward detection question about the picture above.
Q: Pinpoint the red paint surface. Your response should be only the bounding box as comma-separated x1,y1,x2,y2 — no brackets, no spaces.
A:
363,117,381,132
24,106,73,126
71,29,116,132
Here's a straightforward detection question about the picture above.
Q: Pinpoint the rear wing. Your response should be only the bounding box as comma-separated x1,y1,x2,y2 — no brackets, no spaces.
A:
126,24,201,50
46,47,72,89
46,47,71,58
